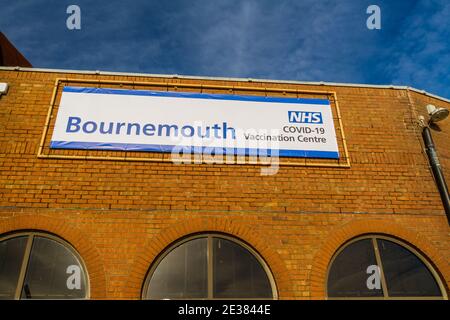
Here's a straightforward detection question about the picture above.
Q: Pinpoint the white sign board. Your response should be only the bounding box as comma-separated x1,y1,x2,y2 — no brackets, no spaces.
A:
50,87,340,159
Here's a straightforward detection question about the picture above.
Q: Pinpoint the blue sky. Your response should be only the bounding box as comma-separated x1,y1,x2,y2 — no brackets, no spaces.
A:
1,0,449,98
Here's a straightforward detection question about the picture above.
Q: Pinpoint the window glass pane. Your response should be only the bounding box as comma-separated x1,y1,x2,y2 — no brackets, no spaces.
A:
377,239,442,297
21,237,86,299
328,239,383,297
0,237,27,299
147,238,207,299
213,238,272,298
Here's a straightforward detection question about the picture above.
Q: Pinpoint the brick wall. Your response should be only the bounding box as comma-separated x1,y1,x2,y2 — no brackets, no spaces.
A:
0,33,32,67
0,69,449,299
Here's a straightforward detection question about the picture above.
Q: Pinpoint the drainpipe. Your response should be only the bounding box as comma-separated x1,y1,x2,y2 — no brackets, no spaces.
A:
420,121,450,225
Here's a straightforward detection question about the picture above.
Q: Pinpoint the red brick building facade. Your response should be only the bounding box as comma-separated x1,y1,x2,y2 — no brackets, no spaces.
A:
0,33,32,67
0,67,449,299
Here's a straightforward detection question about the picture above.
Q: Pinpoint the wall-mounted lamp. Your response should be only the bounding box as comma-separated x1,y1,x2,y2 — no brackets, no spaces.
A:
426,104,449,123
419,104,450,224
0,82,8,96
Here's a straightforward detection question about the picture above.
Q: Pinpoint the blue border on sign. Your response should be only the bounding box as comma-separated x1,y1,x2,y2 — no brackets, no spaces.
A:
62,86,330,105
50,141,340,159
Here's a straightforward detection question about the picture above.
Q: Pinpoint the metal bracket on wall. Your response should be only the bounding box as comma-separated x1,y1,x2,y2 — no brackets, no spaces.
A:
37,78,351,168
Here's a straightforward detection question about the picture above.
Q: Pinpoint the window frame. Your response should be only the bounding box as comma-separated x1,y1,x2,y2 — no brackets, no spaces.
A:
325,235,448,300
0,231,90,300
142,233,278,300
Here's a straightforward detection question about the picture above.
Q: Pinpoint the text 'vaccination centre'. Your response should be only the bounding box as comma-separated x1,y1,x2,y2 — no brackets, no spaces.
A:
0,66,449,300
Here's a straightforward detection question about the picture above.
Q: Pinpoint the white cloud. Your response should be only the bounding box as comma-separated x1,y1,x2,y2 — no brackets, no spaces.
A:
1,0,448,98
385,0,450,97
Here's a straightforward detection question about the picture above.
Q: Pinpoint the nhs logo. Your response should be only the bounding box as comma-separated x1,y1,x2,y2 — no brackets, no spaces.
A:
288,111,323,124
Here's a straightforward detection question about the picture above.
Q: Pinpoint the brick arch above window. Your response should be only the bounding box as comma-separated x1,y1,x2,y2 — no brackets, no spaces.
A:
0,213,107,299
309,218,450,299
128,216,295,299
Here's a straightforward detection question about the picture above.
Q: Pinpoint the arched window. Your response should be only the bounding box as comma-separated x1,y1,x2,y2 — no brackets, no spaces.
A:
143,234,277,299
326,235,447,299
0,232,88,299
